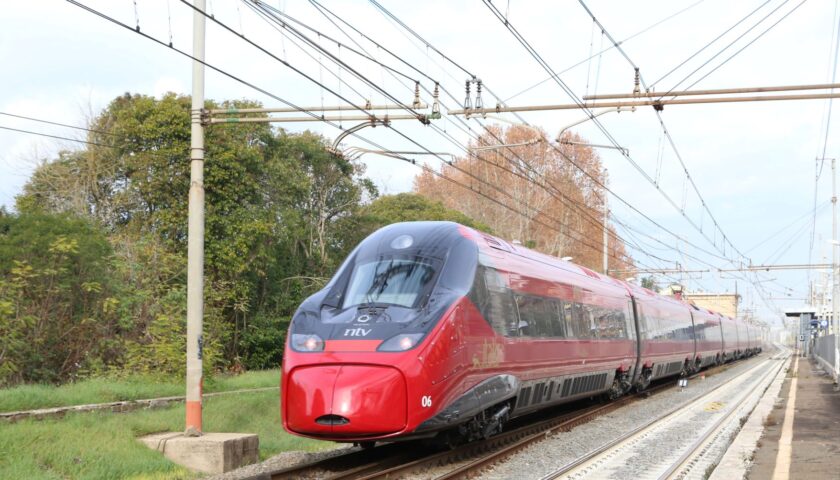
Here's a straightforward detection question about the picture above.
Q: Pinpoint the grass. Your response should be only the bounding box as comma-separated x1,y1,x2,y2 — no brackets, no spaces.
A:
0,370,281,413
0,389,332,480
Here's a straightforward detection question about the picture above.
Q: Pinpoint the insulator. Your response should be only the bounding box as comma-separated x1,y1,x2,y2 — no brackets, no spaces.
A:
633,68,640,96
431,83,441,119
464,80,472,111
475,80,484,117
413,82,421,108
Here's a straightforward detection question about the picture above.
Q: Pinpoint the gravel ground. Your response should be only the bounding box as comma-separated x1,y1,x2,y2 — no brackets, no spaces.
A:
206,443,353,480
477,354,772,480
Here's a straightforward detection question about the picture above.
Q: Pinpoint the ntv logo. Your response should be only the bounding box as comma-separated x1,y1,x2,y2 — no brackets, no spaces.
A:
343,328,372,337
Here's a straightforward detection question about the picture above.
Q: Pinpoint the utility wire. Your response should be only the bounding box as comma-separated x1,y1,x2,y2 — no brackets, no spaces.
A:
354,0,731,268
809,0,840,282
681,0,809,92
650,0,773,89
484,0,745,269
69,0,634,266
362,0,744,267
0,125,111,148
279,0,653,261
0,111,117,137
577,0,763,282
505,0,708,103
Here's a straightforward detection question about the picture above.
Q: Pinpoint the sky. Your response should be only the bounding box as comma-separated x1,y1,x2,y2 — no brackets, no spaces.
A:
1,0,838,326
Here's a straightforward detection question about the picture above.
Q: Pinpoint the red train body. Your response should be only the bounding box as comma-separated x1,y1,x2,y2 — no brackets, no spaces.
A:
281,222,762,444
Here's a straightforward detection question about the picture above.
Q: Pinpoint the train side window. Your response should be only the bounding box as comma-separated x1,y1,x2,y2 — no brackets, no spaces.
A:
473,266,518,337
468,265,491,314
535,298,556,338
553,300,568,338
514,295,534,337
568,303,590,339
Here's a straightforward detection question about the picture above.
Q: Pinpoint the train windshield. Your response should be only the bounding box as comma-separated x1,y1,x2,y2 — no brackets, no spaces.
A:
342,256,438,309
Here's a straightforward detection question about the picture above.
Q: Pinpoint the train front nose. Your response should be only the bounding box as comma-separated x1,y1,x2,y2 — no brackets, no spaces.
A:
286,365,407,436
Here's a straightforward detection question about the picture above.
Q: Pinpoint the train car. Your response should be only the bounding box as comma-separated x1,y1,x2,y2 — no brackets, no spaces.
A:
690,305,724,368
718,314,739,362
733,317,748,358
625,283,696,388
281,222,740,445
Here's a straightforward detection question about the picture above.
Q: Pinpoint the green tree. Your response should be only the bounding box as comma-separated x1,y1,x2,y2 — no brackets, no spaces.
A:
15,93,381,376
0,212,117,385
641,276,659,291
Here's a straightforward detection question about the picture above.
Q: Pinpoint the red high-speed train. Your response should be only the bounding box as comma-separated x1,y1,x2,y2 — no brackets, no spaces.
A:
281,222,762,445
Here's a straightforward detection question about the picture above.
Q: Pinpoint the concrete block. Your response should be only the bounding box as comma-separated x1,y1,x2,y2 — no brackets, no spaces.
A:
140,432,259,474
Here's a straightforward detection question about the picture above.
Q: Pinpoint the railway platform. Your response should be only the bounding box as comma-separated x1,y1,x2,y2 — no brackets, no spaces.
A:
742,355,840,480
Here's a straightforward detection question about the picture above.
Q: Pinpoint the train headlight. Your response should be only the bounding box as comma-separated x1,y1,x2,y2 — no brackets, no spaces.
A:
378,333,424,351
291,334,325,352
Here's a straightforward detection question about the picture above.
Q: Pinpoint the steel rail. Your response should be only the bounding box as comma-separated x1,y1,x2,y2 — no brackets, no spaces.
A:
540,355,784,480
657,356,787,480
430,361,738,480
257,356,759,480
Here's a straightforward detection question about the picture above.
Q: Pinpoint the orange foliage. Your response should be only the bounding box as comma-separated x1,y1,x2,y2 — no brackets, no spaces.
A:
414,124,633,273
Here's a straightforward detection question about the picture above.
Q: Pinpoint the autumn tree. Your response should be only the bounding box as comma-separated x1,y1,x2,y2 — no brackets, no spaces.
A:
414,124,633,273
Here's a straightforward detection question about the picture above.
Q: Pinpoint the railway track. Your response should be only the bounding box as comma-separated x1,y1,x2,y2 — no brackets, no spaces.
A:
262,358,746,480
539,352,788,480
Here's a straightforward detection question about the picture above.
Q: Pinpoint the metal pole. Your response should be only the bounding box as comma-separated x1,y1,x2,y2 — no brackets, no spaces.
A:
603,168,608,275
208,103,426,115
583,82,840,100
447,92,840,115
833,158,839,382
208,114,424,124
186,0,206,437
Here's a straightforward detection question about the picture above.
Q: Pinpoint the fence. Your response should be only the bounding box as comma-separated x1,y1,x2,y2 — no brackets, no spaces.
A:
812,334,837,378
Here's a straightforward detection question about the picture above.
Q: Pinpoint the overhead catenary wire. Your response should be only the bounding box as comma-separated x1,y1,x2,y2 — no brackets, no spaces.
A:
576,0,750,263
483,0,746,271
649,0,774,89
809,0,840,282
679,0,810,93
281,0,656,262
67,0,637,268
359,0,747,269
575,0,804,312
348,0,732,269
503,0,708,103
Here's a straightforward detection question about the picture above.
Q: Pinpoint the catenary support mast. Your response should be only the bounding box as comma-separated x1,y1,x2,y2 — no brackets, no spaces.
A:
186,0,206,436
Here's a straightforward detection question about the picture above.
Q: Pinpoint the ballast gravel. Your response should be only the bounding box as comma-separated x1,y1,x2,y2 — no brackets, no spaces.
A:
205,354,767,480
478,355,768,480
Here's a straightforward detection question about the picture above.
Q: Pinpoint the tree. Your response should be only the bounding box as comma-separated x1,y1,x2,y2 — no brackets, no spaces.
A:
414,124,634,272
14,93,380,376
0,212,117,384
641,276,659,292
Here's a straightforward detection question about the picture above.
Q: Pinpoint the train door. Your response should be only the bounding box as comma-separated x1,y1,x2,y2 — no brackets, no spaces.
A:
688,310,698,369
629,296,645,387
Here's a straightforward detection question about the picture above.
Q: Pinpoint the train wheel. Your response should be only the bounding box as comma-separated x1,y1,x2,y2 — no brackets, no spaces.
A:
634,368,652,392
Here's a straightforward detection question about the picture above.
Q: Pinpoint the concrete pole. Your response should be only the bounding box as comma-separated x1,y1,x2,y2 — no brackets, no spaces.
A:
833,158,840,382
186,0,206,436
603,168,609,275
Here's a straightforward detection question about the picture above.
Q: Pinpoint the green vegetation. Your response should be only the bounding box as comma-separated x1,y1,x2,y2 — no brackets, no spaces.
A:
0,369,279,413
0,390,329,480
0,92,484,389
